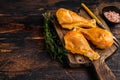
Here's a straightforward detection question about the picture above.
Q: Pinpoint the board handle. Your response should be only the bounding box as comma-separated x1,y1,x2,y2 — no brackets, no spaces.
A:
92,59,116,80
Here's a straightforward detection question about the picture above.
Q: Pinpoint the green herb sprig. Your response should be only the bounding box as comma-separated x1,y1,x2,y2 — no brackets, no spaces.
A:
43,12,69,64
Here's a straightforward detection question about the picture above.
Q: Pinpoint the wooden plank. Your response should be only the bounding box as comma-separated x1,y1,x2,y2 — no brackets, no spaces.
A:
52,7,118,80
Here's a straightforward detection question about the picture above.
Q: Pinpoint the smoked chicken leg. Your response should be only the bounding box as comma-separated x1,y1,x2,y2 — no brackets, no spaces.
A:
56,8,96,29
75,27,114,49
64,30,100,60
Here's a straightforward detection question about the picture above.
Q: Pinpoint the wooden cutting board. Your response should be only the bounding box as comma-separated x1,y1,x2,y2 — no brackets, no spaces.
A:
51,8,118,80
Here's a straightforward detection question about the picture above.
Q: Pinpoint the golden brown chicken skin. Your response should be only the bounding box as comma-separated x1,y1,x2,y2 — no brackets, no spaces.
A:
64,30,100,61
56,8,96,29
75,27,114,49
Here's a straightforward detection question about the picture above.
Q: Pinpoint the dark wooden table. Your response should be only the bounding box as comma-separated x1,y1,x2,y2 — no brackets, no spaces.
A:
0,0,120,80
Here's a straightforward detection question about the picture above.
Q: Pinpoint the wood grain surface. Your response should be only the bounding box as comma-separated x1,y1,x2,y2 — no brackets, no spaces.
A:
0,0,120,80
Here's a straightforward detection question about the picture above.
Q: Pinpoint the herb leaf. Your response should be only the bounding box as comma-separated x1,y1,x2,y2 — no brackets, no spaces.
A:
43,12,69,64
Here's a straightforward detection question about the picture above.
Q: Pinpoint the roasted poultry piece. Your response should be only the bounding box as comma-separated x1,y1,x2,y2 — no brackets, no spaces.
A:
64,30,100,60
75,27,114,49
56,8,96,29
55,8,113,61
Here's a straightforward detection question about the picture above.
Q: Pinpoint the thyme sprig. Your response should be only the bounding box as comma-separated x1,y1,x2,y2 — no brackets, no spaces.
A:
43,12,69,63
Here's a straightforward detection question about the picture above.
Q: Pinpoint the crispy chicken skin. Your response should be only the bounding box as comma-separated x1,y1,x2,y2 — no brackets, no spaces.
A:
75,27,114,49
56,8,96,29
64,30,100,60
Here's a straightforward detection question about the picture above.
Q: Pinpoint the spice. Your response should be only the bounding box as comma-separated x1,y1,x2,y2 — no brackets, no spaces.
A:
104,11,120,23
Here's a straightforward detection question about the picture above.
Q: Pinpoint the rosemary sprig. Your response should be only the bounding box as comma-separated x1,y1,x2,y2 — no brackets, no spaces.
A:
43,12,69,63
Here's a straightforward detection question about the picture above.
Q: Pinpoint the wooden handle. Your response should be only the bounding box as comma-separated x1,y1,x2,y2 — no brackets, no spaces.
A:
92,59,116,80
